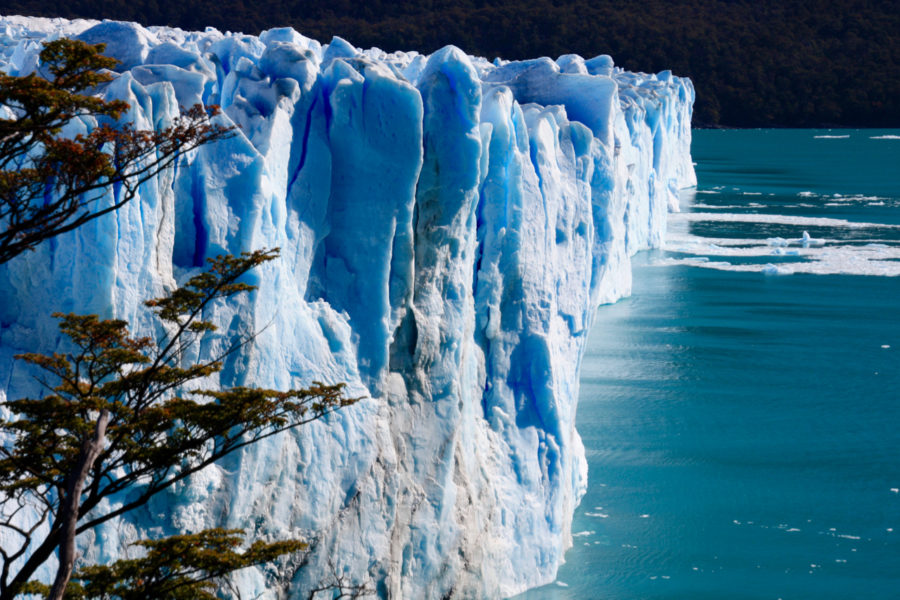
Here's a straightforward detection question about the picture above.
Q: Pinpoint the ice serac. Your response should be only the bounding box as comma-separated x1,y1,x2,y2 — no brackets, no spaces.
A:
0,16,694,598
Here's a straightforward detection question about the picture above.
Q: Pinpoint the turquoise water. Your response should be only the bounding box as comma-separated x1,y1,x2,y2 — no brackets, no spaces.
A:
517,130,900,599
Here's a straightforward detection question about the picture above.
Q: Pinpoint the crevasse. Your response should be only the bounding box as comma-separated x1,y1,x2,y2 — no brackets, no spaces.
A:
0,16,694,598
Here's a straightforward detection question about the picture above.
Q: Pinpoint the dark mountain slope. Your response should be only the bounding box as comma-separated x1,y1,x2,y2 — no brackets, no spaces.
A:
6,0,900,127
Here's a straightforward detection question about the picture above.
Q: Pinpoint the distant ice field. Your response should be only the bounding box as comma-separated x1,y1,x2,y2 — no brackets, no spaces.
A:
658,129,900,277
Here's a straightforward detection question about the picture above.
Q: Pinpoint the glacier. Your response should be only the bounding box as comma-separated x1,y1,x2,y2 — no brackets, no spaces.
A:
0,15,695,599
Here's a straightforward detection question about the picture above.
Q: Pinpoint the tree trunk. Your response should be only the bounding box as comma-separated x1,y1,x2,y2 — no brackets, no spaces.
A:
47,409,109,600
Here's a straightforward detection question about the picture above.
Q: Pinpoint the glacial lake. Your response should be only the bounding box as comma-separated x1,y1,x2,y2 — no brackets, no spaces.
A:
516,129,900,599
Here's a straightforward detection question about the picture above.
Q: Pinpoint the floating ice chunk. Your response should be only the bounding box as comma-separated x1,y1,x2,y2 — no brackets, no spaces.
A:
762,263,794,276
800,231,825,247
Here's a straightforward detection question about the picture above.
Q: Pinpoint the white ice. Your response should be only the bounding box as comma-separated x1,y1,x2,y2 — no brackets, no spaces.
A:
0,14,695,599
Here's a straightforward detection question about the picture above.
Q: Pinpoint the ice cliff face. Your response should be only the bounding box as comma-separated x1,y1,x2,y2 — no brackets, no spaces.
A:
0,15,694,598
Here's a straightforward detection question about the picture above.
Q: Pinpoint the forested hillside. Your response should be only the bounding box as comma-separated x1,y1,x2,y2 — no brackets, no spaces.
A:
6,0,899,128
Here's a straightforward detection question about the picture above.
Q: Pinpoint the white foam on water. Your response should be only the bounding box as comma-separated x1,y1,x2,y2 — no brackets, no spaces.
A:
572,531,595,537
666,234,762,247
669,212,900,229
690,204,746,210
668,235,899,256
656,253,900,277
827,194,890,204
660,226,900,276
814,135,850,139
870,135,900,140
652,257,734,269
659,205,900,275
793,191,893,204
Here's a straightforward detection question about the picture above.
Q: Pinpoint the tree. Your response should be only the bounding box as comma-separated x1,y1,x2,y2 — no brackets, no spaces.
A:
0,40,359,599
0,38,229,264
0,249,359,599
20,529,307,600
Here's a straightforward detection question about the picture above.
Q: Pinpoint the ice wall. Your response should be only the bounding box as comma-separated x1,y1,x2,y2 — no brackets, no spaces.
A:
0,16,694,598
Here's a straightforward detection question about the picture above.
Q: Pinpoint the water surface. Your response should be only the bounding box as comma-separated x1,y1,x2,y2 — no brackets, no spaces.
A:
517,129,900,599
